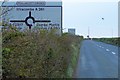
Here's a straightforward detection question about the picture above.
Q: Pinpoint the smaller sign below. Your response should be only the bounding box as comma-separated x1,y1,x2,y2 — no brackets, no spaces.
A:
68,28,76,35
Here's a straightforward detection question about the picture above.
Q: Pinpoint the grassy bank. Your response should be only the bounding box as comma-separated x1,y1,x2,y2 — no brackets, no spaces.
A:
2,26,83,78
93,37,120,47
67,38,82,77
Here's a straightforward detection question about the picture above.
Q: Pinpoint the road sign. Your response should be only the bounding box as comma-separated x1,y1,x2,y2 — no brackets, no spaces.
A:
1,1,62,34
68,28,76,35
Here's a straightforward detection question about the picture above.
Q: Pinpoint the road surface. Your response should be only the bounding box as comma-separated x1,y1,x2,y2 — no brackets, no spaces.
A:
75,40,118,78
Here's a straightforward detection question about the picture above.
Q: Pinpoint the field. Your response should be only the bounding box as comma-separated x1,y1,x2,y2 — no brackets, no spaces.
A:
93,37,120,47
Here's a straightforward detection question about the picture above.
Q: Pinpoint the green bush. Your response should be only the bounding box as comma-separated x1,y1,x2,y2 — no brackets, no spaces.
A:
2,27,83,78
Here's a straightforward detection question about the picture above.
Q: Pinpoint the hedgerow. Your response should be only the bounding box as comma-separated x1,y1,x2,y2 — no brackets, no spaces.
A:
2,26,83,78
93,38,120,46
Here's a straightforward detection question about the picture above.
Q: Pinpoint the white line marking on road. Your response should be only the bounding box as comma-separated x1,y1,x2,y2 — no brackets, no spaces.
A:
106,49,110,51
112,52,116,54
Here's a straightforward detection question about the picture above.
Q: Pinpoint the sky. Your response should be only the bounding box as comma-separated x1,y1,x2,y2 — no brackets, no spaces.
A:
63,0,119,38
0,0,119,38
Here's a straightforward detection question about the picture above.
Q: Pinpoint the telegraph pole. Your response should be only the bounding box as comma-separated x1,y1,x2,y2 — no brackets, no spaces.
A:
88,27,89,36
87,27,90,39
112,27,113,38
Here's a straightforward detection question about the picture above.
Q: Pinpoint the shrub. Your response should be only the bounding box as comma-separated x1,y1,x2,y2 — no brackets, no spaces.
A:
2,27,83,78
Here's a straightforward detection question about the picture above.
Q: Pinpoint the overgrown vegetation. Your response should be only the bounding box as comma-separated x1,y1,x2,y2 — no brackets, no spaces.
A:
93,38,120,47
2,26,83,78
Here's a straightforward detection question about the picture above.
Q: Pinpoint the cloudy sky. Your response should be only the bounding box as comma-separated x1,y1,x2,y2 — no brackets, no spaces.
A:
0,0,119,38
63,1,118,38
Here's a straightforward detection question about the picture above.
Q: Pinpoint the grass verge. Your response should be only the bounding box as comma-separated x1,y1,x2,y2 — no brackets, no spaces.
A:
67,38,83,78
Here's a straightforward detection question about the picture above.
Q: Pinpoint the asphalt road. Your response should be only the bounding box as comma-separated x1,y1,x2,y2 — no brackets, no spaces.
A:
75,40,118,78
